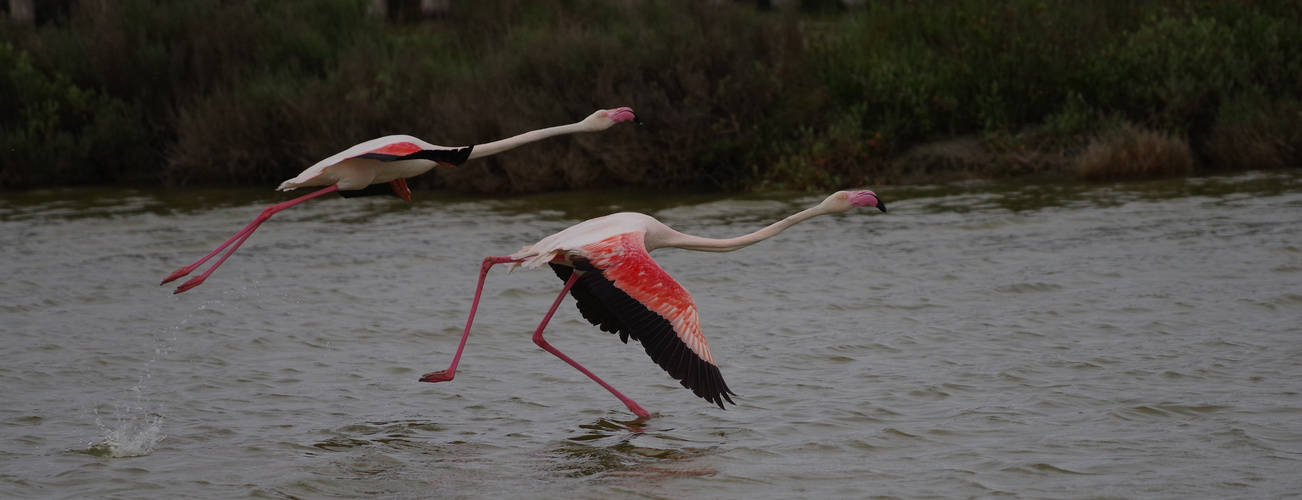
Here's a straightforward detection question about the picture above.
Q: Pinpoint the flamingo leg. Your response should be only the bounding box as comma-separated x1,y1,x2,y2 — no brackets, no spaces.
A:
162,185,341,293
419,256,523,383
530,271,652,418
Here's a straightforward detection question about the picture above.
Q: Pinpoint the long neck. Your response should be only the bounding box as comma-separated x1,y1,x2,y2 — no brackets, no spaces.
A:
467,122,589,160
660,206,829,253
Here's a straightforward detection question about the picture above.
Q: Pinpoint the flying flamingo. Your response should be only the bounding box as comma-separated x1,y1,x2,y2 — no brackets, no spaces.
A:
420,190,887,417
160,107,642,294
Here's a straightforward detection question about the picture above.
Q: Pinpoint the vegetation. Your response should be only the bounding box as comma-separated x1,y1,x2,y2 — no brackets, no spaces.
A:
2,0,1299,193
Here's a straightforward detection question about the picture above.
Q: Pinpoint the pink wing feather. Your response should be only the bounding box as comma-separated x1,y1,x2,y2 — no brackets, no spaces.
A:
366,141,425,157
552,232,736,409
583,234,716,365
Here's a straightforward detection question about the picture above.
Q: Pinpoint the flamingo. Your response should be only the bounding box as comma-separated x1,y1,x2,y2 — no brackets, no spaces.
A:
420,189,887,417
160,107,642,294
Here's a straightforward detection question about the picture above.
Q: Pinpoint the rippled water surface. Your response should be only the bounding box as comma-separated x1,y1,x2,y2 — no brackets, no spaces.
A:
3,171,1301,499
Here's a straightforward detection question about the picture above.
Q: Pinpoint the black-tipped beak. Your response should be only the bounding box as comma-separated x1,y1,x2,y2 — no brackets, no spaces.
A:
876,200,887,212
632,113,644,126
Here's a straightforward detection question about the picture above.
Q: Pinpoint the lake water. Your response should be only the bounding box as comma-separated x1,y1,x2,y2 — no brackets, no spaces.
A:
2,171,1300,499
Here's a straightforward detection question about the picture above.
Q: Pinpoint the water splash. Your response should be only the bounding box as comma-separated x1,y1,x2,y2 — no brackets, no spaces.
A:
87,411,165,458
85,326,174,458
86,382,167,458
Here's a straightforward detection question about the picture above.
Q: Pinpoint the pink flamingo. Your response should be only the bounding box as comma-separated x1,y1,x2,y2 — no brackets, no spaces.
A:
161,107,641,294
421,190,887,417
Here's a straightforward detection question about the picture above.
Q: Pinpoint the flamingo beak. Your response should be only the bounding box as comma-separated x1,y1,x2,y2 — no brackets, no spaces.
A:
850,191,887,212
609,107,643,126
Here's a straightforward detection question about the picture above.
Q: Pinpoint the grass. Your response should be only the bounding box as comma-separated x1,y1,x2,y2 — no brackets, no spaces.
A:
1074,124,1196,181
2,0,1300,192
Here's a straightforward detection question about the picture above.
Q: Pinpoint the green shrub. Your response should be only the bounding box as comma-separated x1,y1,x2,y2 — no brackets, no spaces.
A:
0,44,152,186
2,0,1300,191
1203,93,1302,172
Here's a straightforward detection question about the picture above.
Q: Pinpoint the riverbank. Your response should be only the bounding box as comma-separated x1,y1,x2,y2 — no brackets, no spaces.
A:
2,0,1299,192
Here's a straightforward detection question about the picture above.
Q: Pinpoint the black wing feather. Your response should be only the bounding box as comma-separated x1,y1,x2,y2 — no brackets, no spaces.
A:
549,260,737,409
355,145,473,165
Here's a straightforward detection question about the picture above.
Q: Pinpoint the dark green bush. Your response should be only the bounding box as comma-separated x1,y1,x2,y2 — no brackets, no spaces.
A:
0,43,152,186
2,0,1300,192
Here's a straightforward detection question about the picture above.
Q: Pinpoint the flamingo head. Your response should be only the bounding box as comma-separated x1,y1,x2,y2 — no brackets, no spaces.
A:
583,107,643,131
822,190,887,214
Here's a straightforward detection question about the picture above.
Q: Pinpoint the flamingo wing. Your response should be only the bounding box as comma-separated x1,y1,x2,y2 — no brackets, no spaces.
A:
350,139,473,165
549,233,736,409
277,135,473,192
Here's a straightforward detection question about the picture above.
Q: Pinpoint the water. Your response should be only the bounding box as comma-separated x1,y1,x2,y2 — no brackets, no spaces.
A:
2,171,1300,499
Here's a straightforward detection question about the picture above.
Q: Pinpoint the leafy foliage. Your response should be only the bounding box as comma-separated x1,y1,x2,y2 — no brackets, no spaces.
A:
2,0,1299,191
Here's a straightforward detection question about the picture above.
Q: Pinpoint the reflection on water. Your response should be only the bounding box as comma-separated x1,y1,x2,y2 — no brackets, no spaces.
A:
551,439,721,479
1,170,1301,499
551,417,724,479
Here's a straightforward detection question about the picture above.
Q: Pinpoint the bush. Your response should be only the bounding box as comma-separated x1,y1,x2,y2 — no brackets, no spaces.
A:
0,43,152,186
1203,94,1302,173
2,0,1300,192
1074,123,1195,181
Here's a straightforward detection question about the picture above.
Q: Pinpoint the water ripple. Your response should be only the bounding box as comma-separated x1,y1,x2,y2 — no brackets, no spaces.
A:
2,171,1302,498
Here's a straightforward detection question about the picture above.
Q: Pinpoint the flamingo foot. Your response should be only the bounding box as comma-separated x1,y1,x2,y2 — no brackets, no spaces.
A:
160,265,197,285
626,403,652,419
173,275,207,294
419,370,454,383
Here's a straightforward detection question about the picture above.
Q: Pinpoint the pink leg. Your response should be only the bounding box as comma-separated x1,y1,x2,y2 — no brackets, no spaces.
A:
419,256,523,383
171,221,259,294
530,272,651,418
162,185,340,293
